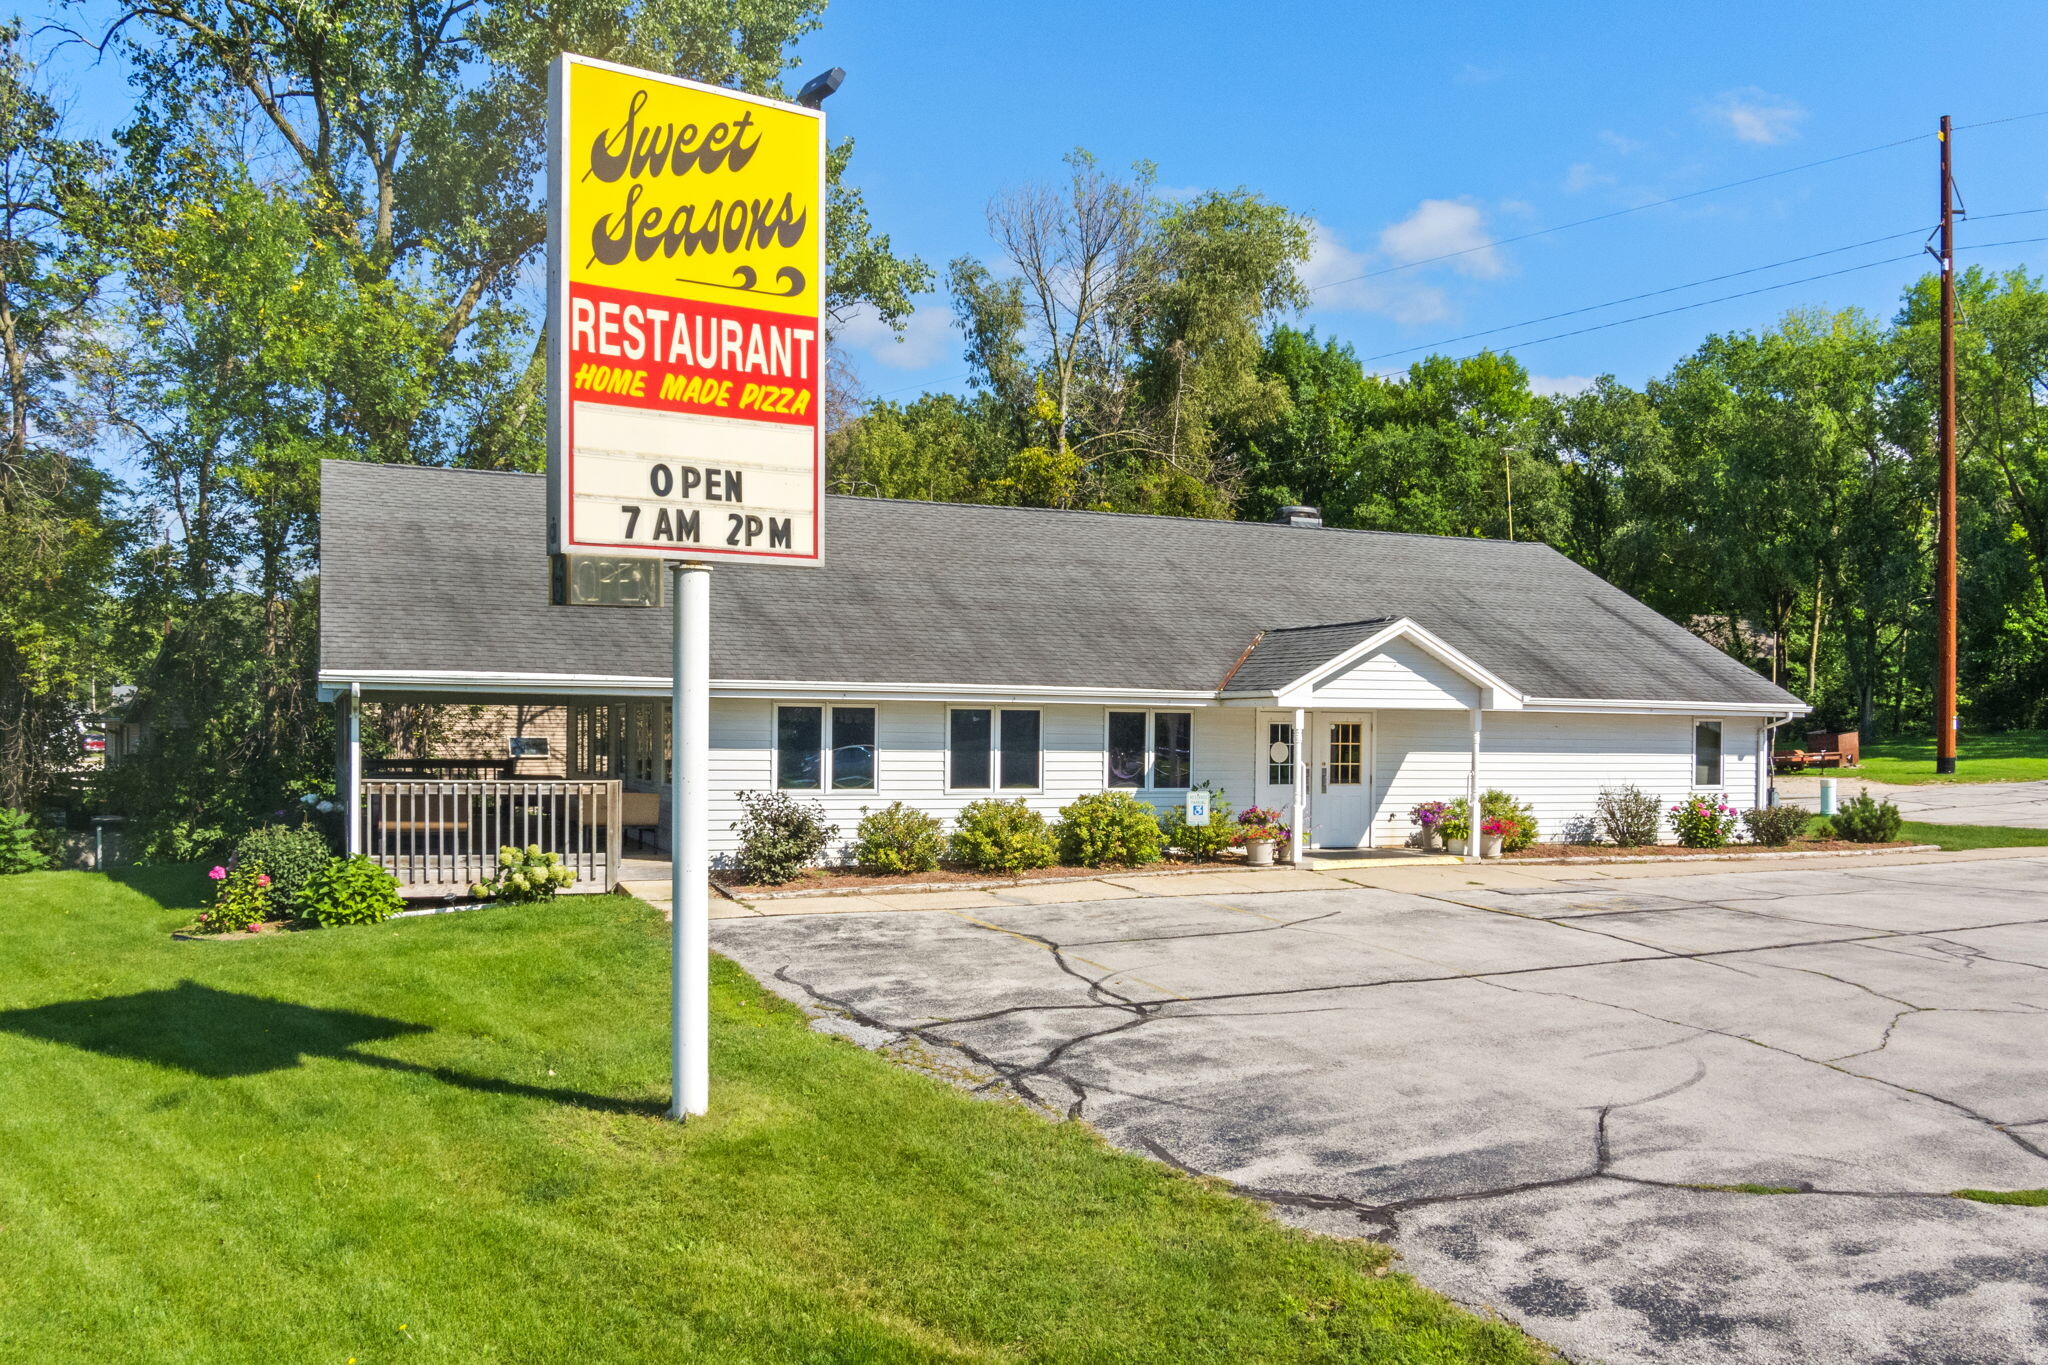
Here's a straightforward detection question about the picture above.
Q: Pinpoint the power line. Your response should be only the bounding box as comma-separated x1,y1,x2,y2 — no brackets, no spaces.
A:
1441,234,2048,363
1362,227,1931,363
1313,110,2048,295
1309,133,1927,293
1366,210,2048,364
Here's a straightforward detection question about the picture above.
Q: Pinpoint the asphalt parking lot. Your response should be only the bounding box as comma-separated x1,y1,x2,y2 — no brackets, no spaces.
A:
712,855,2048,1364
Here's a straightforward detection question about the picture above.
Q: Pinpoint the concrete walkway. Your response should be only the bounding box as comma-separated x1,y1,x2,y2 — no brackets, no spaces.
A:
623,844,2048,919
1777,773,2048,827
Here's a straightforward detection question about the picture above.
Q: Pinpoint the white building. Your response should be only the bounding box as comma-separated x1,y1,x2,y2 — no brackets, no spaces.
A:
317,463,1806,882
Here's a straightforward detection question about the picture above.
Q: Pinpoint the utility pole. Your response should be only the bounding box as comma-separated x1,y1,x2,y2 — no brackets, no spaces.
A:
1936,115,1959,775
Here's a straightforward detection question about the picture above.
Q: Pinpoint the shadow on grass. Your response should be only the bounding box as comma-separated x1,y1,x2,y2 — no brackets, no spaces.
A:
0,981,663,1116
105,863,213,912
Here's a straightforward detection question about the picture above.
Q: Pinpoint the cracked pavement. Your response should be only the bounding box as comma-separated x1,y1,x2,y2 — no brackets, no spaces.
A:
711,854,2048,1364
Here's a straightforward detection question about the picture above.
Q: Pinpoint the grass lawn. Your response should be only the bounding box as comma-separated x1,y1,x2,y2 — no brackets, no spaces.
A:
0,868,1544,1364
1854,729,2048,784
1898,820,2048,852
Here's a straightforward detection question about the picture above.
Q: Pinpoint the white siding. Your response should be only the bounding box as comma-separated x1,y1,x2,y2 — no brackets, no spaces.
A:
1369,711,1767,846
1312,638,1477,709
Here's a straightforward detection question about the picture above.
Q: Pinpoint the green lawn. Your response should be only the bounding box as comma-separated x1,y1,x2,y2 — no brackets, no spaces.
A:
1854,729,2048,784
0,868,1544,1364
1899,820,2048,851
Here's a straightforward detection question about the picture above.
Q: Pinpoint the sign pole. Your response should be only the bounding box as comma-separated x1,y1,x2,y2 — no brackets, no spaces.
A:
671,561,712,1119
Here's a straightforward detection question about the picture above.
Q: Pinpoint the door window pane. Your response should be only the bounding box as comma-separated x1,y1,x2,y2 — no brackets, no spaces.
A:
1328,722,1363,785
1107,711,1147,788
1267,722,1294,785
1153,712,1192,790
831,707,875,789
1694,720,1723,786
950,709,992,789
776,706,822,789
999,710,1040,789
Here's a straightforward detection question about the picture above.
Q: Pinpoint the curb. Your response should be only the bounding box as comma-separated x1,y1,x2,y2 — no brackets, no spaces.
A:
1505,844,1943,867
699,863,1239,902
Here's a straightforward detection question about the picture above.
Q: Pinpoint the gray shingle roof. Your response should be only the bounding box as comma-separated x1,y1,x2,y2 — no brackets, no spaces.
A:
318,461,1802,707
1219,620,1397,694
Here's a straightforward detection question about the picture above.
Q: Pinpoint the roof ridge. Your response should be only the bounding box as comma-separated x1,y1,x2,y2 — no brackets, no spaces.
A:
1264,616,1398,634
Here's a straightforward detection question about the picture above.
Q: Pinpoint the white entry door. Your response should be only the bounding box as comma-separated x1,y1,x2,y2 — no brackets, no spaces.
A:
1315,713,1373,848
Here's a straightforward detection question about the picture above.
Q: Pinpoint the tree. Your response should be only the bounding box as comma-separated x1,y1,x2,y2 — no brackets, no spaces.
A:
0,25,119,811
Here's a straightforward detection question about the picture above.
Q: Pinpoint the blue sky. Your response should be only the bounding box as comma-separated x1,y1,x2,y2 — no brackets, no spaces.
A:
35,1,2048,404
797,0,2048,401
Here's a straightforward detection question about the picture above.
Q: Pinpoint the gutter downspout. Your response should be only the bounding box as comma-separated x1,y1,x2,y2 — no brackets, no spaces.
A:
347,681,363,855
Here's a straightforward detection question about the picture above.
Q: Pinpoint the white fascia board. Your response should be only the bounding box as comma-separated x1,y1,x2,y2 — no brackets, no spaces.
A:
1240,618,1526,710
1520,696,1811,717
316,670,1218,708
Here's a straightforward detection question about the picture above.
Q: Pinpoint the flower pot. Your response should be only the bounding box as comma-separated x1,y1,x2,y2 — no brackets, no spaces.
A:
1482,832,1505,858
1417,827,1441,851
1446,836,1468,856
1245,838,1275,867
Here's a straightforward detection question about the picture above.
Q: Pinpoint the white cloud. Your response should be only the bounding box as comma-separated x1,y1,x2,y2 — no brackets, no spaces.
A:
1300,221,1451,325
1701,87,1806,145
1563,162,1614,194
1528,374,1597,398
1377,199,1504,279
836,303,956,371
1599,130,1645,156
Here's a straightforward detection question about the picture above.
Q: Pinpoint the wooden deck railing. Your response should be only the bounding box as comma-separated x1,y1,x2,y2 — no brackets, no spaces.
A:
362,778,623,894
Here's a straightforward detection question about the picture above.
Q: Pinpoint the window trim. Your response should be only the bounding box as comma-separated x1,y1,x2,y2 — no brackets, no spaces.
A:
1104,709,1197,792
774,703,879,792
1692,717,1724,788
945,705,1044,794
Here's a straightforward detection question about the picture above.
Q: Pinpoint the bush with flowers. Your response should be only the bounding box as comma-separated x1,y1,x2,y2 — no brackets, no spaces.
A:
1669,793,1739,848
1481,815,1523,847
1409,801,1449,845
1234,806,1292,849
197,861,272,933
470,844,577,904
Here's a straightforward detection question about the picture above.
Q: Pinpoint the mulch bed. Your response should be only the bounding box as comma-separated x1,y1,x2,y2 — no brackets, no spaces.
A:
712,857,1234,898
1503,839,1921,860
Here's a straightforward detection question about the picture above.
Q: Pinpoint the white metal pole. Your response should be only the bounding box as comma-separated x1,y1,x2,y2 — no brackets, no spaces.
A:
671,562,713,1119
1468,707,1483,863
347,681,363,855
1291,707,1309,866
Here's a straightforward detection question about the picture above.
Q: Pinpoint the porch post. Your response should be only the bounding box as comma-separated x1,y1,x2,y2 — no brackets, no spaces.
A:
1291,706,1309,866
1467,706,1483,863
346,681,363,855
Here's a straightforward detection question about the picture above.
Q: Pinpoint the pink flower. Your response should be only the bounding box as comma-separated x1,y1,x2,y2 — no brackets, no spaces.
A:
208,866,227,880
256,874,271,887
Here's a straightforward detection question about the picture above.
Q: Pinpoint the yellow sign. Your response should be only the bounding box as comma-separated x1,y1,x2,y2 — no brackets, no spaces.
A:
547,54,825,565
564,60,821,317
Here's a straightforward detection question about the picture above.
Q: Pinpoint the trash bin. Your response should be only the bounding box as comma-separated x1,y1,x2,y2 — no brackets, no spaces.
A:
1818,777,1837,817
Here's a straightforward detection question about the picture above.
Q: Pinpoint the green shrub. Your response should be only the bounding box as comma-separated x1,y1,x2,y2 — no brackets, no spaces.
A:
1159,790,1235,861
1056,791,1163,867
1742,803,1812,847
852,802,947,874
300,855,403,927
231,823,333,915
196,862,270,933
0,808,52,874
730,790,837,885
1595,785,1661,846
1439,797,1470,842
1669,793,1739,848
470,845,576,903
950,798,1057,873
1833,791,1902,843
1480,789,1539,852
1810,817,1836,840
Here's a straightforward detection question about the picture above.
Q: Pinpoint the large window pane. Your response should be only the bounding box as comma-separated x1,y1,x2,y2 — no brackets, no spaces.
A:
999,710,1041,789
950,709,992,789
1153,712,1192,789
1107,711,1147,788
777,706,822,789
1267,721,1293,785
830,707,875,789
1694,720,1723,786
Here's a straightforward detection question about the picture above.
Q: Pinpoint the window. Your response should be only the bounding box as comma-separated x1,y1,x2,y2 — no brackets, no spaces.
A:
1694,720,1723,786
1266,721,1294,785
1106,710,1195,790
950,708,1041,790
1327,721,1363,785
778,706,876,790
569,705,621,779
627,702,667,784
